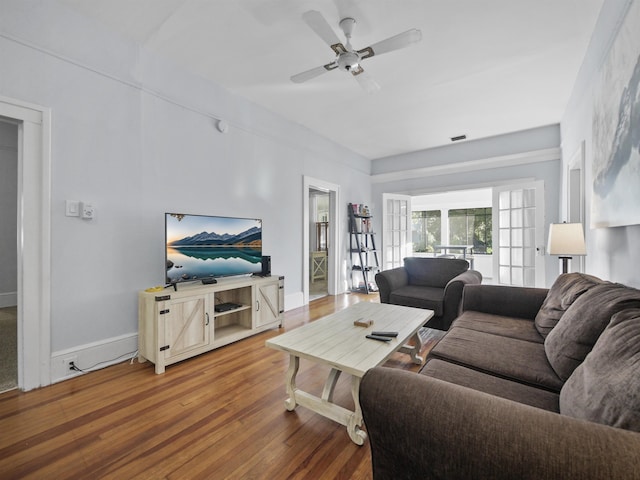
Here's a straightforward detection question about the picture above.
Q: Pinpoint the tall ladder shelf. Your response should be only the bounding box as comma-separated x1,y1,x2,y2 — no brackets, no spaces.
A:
348,203,380,294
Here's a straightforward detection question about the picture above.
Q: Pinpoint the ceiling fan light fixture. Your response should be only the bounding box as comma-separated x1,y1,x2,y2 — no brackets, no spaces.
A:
337,51,361,72
292,10,422,93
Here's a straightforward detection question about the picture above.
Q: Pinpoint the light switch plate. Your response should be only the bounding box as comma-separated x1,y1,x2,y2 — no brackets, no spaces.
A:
65,200,79,217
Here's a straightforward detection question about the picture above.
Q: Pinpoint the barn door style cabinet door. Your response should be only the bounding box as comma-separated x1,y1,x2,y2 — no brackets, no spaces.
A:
139,275,284,373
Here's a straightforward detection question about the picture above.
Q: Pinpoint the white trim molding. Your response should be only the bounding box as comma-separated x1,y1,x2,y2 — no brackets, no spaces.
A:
371,148,561,184
1,95,52,391
51,333,138,384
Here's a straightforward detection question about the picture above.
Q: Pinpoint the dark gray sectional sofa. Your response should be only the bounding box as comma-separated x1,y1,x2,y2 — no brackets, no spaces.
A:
360,273,640,479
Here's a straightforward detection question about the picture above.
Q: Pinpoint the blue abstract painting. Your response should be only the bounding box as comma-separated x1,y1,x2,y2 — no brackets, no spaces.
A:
591,1,640,227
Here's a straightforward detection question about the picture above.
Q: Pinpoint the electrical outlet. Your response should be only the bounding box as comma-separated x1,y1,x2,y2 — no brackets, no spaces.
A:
63,356,78,373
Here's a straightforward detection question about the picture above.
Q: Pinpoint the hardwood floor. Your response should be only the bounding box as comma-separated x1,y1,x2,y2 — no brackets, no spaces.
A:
0,293,431,479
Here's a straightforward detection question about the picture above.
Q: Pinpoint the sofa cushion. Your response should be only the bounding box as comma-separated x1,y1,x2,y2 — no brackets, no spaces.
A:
560,308,640,432
389,285,444,315
544,282,640,381
452,311,544,343
429,327,563,391
403,257,469,288
534,272,603,338
421,358,560,412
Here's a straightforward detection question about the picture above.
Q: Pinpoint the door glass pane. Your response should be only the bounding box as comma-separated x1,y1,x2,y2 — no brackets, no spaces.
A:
524,227,535,248
511,248,523,266
524,207,536,227
499,191,510,209
511,209,523,228
499,266,510,284
511,190,523,208
499,247,510,265
512,267,523,286
511,228,523,247
500,229,510,246
500,210,510,227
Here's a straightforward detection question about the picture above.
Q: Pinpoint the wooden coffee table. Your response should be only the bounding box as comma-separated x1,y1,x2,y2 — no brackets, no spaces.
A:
265,302,433,445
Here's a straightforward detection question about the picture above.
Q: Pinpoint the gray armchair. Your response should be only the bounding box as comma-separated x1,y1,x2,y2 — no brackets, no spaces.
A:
374,257,482,330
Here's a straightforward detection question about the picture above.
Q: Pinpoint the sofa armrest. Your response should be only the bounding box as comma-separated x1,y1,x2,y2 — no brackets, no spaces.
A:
375,267,409,303
439,270,483,328
360,367,640,480
461,284,548,320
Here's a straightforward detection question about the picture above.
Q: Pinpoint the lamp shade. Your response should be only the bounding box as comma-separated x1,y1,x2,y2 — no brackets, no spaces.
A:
547,223,586,255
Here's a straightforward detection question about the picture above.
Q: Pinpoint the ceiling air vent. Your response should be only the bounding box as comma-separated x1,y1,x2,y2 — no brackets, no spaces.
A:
450,135,467,142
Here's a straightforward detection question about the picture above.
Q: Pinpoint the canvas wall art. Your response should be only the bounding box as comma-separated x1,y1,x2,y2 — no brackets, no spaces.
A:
591,1,640,228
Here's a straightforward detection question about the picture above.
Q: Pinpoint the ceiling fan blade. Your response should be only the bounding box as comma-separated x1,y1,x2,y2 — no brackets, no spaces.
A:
358,28,422,59
302,10,343,50
291,62,337,83
351,68,380,94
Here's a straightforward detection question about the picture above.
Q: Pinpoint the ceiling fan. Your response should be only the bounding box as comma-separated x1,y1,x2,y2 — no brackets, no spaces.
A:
291,10,422,93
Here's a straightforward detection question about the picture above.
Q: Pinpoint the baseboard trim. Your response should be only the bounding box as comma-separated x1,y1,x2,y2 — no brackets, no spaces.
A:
50,332,138,384
0,292,17,308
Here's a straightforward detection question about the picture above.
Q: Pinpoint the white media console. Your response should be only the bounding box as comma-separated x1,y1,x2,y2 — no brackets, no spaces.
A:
138,275,284,373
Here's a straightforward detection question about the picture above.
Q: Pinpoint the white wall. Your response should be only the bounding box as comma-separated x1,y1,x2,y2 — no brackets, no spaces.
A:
0,1,371,377
561,0,640,288
0,121,18,307
371,125,563,287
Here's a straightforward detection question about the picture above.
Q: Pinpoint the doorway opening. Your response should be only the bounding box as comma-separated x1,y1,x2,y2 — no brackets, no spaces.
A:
0,96,52,391
309,189,329,301
302,176,341,305
384,182,546,288
411,188,494,283
0,117,18,392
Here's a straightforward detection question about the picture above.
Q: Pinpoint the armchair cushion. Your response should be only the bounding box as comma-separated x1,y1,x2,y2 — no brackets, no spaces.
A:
403,257,469,288
389,285,444,315
560,308,640,432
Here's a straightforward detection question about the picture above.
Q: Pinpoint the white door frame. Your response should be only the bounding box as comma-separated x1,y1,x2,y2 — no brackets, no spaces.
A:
492,180,546,287
381,193,412,270
303,176,341,304
1,96,52,390
567,141,586,273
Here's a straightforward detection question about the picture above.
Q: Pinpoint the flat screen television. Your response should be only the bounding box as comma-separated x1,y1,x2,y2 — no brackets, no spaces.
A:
165,213,262,284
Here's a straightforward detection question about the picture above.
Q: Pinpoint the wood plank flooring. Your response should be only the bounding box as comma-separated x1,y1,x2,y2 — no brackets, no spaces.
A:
0,293,432,480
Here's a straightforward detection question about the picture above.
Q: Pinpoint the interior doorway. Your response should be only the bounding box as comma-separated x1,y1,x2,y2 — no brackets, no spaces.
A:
0,118,18,392
302,176,341,305
0,96,52,391
309,189,329,301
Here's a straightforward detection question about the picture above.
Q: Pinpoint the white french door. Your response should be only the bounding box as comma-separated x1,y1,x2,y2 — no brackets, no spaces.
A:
382,194,412,270
492,181,545,287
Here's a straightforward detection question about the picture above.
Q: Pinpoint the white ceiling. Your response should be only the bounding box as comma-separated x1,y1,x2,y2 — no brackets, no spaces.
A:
58,0,604,159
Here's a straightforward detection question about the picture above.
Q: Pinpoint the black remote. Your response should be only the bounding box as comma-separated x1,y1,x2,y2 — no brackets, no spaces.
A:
371,331,398,337
366,334,392,342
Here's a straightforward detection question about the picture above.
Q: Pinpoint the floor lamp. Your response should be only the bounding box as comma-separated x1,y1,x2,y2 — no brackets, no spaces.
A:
547,223,586,274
